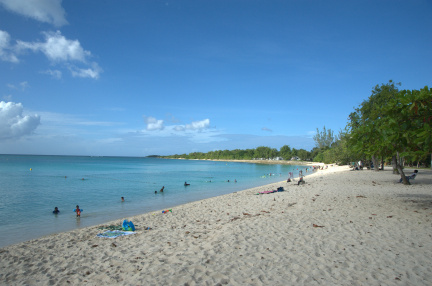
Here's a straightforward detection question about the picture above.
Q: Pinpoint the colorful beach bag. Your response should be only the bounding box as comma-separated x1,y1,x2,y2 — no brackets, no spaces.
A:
122,219,135,231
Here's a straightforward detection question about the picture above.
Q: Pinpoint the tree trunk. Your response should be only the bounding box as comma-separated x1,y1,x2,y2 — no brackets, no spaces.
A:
391,155,399,174
371,155,379,172
397,152,410,185
381,157,384,170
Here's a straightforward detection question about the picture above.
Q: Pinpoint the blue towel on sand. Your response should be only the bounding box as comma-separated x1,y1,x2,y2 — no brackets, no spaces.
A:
96,230,135,238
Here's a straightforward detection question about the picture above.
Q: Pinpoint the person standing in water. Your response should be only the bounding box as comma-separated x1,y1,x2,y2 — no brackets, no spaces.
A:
74,205,82,217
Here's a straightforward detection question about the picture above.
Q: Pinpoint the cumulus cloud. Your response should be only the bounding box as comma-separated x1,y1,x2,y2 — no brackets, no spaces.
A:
0,0,68,27
142,117,211,135
12,30,102,79
185,119,210,131
173,119,210,132
0,30,19,62
0,101,41,140
144,116,164,131
17,31,90,62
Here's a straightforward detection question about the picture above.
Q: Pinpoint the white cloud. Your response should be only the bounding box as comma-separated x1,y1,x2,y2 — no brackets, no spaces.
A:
17,31,90,62
0,0,67,27
0,101,41,140
171,119,210,132
2,94,13,101
143,117,210,133
11,30,102,79
0,30,18,62
42,69,62,79
144,116,164,131
6,81,29,91
261,127,272,132
173,125,185,131
69,62,102,79
184,119,210,131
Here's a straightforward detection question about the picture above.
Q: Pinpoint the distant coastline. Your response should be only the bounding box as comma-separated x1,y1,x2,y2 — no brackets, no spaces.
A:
165,157,323,166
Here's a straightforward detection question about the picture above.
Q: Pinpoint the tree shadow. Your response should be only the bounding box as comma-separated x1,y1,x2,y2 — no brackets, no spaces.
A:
397,194,432,209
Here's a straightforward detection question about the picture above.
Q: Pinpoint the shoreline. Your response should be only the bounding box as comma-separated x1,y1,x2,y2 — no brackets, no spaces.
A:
1,165,431,285
1,163,324,249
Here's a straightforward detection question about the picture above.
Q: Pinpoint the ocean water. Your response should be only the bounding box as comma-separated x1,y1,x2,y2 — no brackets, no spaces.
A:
0,155,308,248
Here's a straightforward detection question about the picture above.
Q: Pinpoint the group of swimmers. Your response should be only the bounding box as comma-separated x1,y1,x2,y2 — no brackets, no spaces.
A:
53,197,126,217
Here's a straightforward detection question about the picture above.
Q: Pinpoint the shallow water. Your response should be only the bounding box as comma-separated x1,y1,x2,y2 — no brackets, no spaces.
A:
0,155,308,248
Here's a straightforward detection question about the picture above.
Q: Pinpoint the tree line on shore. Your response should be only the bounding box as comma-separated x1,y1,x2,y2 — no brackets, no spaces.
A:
312,80,431,184
161,146,311,161
162,81,431,184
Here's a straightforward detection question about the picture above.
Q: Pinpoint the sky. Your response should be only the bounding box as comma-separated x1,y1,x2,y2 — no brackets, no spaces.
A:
0,0,431,157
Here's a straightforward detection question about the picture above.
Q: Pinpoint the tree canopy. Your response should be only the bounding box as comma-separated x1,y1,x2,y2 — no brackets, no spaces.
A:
346,81,431,183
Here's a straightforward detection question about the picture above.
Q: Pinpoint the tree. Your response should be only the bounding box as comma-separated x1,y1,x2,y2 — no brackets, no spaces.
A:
313,126,336,149
380,86,432,181
279,145,292,160
346,81,431,184
297,149,310,160
347,80,400,172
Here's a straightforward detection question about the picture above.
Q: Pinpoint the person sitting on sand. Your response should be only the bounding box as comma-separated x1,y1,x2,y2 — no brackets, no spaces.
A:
298,177,305,185
53,207,60,214
399,170,418,183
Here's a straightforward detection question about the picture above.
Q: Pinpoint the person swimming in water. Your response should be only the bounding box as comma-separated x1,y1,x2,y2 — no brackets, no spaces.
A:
53,207,60,214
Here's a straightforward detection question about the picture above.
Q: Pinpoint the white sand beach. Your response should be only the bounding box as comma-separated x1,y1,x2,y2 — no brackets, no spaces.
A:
1,165,431,285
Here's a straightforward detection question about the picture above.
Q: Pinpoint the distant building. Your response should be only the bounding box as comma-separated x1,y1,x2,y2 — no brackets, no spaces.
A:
291,156,300,161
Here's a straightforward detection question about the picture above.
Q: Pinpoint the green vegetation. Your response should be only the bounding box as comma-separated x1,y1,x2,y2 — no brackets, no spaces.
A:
163,81,431,185
312,80,431,184
162,145,311,161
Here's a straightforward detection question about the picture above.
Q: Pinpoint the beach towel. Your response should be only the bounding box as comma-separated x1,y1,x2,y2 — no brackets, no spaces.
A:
96,230,136,238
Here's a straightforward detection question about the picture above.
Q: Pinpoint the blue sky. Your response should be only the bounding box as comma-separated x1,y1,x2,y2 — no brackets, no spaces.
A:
1,0,431,156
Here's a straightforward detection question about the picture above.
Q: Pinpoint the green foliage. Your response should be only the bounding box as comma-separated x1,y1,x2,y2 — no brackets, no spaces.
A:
347,80,401,161
162,146,313,161
313,126,336,149
345,81,432,182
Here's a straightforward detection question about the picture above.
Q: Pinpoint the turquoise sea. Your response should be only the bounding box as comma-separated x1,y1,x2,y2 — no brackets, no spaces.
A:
0,155,308,248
